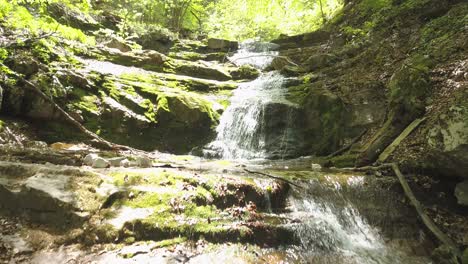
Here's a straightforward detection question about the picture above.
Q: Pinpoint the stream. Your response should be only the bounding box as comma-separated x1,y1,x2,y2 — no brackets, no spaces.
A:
4,42,434,264
199,42,432,263
205,41,303,160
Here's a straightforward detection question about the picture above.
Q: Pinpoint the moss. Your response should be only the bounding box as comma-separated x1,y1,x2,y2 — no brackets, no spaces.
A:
153,237,187,248
329,154,358,168
287,84,310,105
419,3,468,61
70,88,100,114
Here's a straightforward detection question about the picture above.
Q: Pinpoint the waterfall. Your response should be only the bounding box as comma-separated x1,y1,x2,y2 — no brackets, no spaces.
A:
205,41,301,160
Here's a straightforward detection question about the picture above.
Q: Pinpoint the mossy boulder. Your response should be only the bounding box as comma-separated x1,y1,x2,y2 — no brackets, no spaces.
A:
295,83,350,155
422,90,468,178
229,65,260,80
155,92,219,131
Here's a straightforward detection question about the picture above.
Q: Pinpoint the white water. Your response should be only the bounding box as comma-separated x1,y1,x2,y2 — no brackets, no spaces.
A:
205,41,297,160
278,177,430,264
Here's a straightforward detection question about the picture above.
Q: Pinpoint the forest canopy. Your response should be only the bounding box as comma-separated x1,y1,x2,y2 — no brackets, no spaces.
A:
1,0,344,41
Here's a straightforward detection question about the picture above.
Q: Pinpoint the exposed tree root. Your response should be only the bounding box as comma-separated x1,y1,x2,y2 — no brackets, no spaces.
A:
390,163,461,260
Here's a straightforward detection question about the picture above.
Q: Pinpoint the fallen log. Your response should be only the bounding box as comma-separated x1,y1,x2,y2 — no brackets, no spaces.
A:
391,163,461,259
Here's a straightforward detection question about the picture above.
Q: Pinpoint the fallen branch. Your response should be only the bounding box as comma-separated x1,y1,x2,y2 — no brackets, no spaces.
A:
244,168,303,189
4,67,136,152
391,163,461,258
326,129,368,158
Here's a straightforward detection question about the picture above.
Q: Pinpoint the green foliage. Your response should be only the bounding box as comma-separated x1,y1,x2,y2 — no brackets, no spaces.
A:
0,0,95,44
204,0,343,40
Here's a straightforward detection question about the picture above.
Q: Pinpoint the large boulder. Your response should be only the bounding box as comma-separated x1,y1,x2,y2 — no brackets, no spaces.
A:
304,53,339,71
424,90,468,178
154,92,219,130
0,162,104,226
262,102,305,158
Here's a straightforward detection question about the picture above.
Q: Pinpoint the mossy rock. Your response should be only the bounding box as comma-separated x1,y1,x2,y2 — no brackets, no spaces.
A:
300,83,350,155
230,65,260,80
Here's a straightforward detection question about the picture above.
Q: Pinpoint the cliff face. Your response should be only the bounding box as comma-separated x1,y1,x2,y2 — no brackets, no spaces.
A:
272,0,467,178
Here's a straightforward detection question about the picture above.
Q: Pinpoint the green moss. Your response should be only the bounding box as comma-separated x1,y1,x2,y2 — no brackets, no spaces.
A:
153,237,187,248
419,3,468,61
287,84,309,105
70,88,100,114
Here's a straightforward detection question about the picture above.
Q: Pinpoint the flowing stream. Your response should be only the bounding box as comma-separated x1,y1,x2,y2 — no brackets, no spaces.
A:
205,41,302,160
203,42,431,263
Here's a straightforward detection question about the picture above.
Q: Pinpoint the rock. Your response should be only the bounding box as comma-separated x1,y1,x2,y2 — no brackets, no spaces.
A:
10,55,39,77
47,2,100,32
455,181,468,206
229,65,260,80
154,93,219,132
0,161,103,226
69,110,84,123
431,245,459,264
0,85,3,110
136,50,167,65
103,97,151,129
83,153,99,166
92,157,110,168
304,53,339,71
104,37,132,52
120,159,130,168
424,90,468,178
23,141,48,149
136,156,152,168
271,57,291,71
108,157,126,167
207,38,239,51
174,61,232,81
136,26,176,52
311,163,322,171
462,248,468,264
26,97,59,120
95,11,122,31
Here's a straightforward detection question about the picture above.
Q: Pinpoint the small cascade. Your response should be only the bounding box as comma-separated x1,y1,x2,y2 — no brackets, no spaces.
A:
205,41,303,160
276,177,430,264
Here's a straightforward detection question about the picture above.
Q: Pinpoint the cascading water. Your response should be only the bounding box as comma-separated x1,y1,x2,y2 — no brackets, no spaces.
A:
268,176,431,264
205,41,302,160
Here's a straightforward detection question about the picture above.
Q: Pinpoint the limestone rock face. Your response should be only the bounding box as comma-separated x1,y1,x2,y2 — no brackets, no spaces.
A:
0,162,104,226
